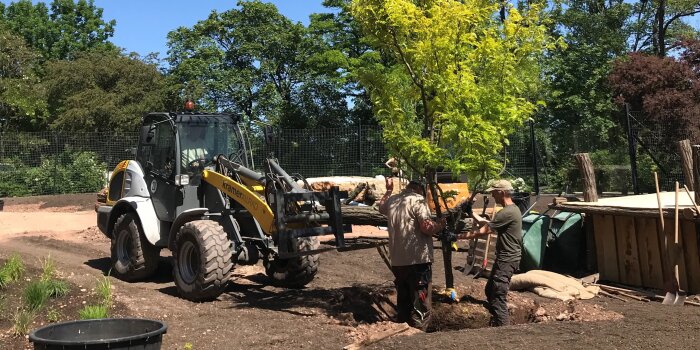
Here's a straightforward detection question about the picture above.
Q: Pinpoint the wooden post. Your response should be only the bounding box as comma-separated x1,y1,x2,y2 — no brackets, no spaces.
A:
678,140,693,191
694,145,700,204
575,153,598,202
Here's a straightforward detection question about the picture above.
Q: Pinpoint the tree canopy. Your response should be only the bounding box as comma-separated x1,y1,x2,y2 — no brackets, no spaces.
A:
351,0,558,184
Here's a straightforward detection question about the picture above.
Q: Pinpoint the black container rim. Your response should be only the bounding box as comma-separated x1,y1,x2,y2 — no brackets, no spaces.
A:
28,318,167,346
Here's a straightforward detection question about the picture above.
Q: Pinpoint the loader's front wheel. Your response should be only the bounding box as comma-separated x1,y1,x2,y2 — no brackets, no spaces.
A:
265,237,319,288
173,220,233,301
111,213,160,281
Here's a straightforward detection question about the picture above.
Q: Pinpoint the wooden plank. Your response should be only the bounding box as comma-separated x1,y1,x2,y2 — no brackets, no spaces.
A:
664,218,689,291
614,216,642,286
635,217,664,289
593,214,619,282
682,220,700,294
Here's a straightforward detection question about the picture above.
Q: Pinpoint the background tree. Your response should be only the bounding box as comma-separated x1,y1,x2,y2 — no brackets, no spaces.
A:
628,0,700,56
308,0,374,126
0,0,116,61
44,51,172,133
540,0,631,189
167,0,349,129
0,25,47,131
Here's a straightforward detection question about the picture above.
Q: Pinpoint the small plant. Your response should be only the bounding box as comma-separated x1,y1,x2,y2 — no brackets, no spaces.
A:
0,270,8,288
184,342,193,350
40,255,56,281
46,307,61,323
12,308,34,336
45,279,70,298
2,253,25,282
95,275,113,307
79,304,108,319
24,280,51,311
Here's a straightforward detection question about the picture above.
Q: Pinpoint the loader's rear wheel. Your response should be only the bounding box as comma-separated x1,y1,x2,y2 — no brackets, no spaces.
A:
265,237,319,288
173,220,233,301
111,213,160,281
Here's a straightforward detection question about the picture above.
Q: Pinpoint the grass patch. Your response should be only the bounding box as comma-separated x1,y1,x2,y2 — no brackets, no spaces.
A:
96,275,113,306
45,279,70,298
12,308,35,336
79,304,109,319
1,253,25,283
40,255,56,281
24,280,51,311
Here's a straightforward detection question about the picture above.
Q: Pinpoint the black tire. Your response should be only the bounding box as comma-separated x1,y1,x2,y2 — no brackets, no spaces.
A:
111,213,160,281
173,220,233,301
265,237,319,288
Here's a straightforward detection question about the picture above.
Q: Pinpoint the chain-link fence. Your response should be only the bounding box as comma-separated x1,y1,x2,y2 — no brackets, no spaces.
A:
0,114,692,197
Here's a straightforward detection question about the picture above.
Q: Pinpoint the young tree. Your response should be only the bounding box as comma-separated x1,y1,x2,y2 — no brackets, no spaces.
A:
352,0,556,289
352,0,556,189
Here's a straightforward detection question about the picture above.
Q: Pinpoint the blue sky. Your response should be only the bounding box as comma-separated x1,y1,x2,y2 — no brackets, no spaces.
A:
69,1,327,58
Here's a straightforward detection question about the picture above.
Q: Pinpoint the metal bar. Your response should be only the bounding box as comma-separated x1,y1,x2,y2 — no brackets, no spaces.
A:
283,213,331,223
530,119,540,195
284,226,334,239
626,104,640,194
268,158,303,191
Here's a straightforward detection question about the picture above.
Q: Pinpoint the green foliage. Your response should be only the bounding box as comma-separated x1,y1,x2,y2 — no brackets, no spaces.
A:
0,150,106,196
45,51,171,133
0,25,47,131
351,0,558,187
40,255,56,281
166,0,351,128
46,307,61,323
1,0,117,60
11,308,34,336
79,304,108,319
542,0,630,162
95,275,113,307
1,254,26,283
44,279,70,298
24,280,51,311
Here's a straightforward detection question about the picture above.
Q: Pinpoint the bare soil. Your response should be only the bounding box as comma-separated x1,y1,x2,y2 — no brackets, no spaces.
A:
0,193,698,349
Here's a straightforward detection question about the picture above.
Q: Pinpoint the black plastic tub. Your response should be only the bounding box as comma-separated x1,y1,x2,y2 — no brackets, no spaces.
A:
29,318,167,350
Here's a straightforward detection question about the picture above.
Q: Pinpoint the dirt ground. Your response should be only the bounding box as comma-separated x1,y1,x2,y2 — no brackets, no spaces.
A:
1,193,700,349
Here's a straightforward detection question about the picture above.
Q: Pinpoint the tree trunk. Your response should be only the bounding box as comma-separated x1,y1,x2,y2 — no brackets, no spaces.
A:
678,140,693,191
341,205,387,226
575,153,598,202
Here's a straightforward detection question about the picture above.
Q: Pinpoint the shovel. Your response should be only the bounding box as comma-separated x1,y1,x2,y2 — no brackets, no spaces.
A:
661,180,686,305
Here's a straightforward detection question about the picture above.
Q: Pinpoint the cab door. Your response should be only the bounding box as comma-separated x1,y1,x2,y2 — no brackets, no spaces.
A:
137,115,179,222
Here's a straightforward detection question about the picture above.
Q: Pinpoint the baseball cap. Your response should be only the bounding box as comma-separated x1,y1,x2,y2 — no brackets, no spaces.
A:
485,179,514,192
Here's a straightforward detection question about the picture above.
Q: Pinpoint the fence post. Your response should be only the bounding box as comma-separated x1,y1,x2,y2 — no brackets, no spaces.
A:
625,104,639,194
529,119,539,194
358,122,363,176
678,140,693,191
53,131,59,195
693,145,700,204
575,153,598,202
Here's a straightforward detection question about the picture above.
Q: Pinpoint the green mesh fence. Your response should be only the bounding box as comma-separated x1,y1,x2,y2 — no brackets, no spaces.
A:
0,118,689,197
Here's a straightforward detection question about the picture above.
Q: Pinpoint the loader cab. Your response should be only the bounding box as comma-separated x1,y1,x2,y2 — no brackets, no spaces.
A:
136,112,249,222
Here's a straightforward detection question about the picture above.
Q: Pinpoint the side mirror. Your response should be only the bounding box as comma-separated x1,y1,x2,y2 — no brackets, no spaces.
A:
140,125,157,145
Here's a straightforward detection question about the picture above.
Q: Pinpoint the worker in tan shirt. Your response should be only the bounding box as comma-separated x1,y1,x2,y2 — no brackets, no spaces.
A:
379,177,446,330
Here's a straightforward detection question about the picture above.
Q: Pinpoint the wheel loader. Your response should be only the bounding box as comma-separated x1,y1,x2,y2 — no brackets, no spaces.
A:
96,108,346,301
